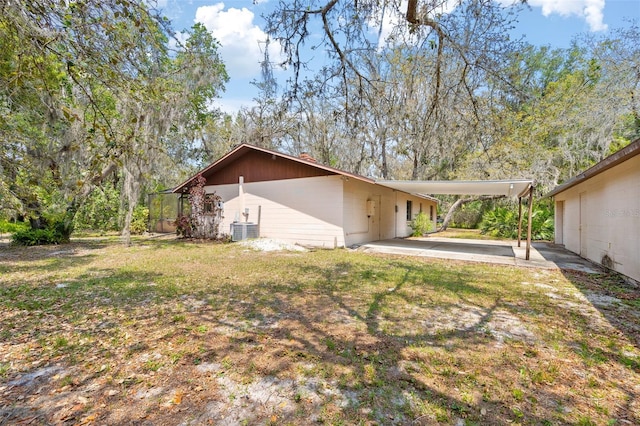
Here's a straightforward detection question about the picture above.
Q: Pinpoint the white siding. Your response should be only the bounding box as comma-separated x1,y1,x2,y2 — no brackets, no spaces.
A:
205,175,438,248
206,176,344,248
554,154,640,282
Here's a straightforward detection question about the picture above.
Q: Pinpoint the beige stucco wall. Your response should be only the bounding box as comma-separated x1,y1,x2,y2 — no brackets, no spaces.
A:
553,154,640,282
206,175,345,248
205,175,437,248
341,179,437,246
343,179,387,246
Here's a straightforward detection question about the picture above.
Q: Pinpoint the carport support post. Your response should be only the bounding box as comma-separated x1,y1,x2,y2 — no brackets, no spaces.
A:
517,196,523,247
526,185,534,260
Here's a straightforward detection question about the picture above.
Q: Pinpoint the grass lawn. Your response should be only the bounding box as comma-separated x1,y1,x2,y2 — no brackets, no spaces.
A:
434,228,510,240
1,236,638,425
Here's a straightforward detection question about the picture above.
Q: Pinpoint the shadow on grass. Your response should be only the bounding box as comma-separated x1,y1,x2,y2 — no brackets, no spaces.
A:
174,259,572,425
2,244,638,425
559,269,640,422
0,240,110,277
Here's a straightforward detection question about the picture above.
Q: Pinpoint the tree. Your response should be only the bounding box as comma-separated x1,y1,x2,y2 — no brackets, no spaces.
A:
257,2,637,229
0,2,227,244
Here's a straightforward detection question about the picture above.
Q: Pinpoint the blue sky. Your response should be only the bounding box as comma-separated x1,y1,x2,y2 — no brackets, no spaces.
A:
158,0,640,114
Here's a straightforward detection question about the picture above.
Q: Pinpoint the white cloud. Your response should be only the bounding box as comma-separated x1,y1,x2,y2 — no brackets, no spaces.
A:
195,3,279,79
216,97,257,115
498,0,608,32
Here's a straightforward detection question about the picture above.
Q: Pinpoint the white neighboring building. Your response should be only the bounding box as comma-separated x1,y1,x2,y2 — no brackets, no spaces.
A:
547,138,640,282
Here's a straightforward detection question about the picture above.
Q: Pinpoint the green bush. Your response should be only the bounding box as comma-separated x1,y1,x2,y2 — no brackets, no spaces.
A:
130,205,149,235
480,205,554,240
0,220,29,234
529,209,554,241
480,207,518,238
11,226,69,246
410,211,433,237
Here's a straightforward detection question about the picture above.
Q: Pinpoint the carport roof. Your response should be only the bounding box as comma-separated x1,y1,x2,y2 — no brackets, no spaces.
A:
375,179,533,197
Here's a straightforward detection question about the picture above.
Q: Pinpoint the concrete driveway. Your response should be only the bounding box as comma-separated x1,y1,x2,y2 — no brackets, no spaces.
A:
358,236,602,273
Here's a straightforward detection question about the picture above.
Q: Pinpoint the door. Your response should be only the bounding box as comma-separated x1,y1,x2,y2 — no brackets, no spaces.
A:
579,192,587,257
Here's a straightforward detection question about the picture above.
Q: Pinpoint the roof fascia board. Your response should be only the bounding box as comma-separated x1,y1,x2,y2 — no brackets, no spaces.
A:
545,138,640,198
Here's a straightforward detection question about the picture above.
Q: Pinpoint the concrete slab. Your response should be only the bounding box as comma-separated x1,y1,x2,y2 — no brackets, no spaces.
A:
357,237,603,272
531,242,603,273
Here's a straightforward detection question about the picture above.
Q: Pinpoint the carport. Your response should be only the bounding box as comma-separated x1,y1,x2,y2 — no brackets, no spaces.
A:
375,179,536,260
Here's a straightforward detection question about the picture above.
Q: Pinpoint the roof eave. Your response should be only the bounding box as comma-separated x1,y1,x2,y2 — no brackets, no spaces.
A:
545,138,640,198
171,143,376,193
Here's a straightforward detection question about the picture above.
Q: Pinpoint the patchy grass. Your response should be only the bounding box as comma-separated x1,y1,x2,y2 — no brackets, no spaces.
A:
435,227,506,240
0,236,638,425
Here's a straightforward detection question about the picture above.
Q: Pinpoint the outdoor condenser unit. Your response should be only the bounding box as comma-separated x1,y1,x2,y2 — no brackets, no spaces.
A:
230,222,259,241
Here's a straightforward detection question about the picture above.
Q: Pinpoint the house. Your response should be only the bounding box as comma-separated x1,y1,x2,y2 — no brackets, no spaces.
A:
173,144,438,247
547,138,640,282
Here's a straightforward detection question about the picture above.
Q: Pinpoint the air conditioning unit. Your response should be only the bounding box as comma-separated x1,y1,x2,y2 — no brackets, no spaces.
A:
230,222,259,241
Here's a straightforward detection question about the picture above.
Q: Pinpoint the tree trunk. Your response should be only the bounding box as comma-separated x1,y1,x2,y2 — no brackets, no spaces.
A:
120,162,141,246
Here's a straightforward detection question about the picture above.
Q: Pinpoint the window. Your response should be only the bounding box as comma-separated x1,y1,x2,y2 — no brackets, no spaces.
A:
406,200,412,221
430,205,434,221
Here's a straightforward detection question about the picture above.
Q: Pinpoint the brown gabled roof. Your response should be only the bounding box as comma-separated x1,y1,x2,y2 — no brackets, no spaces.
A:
546,138,640,198
172,143,375,193
173,144,444,203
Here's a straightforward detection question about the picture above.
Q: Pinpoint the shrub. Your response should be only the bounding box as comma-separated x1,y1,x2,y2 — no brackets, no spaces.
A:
480,205,554,240
529,208,554,241
410,211,433,237
0,220,29,234
130,205,149,235
480,207,518,238
11,226,69,246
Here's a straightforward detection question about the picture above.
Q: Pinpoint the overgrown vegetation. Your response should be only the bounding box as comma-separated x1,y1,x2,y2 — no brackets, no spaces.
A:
480,203,554,240
0,219,28,235
1,236,637,424
72,183,121,232
1,2,227,243
130,205,149,235
449,200,490,229
11,223,70,246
